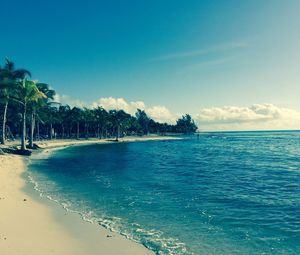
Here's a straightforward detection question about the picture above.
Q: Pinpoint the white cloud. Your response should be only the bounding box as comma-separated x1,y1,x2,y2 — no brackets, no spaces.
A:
91,97,146,115
92,97,176,123
150,41,248,62
146,106,176,124
54,95,176,123
196,104,300,131
185,56,236,70
53,94,86,108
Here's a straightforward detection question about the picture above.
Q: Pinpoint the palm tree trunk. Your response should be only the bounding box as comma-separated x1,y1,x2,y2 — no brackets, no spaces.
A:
116,125,120,141
37,120,40,141
21,104,27,151
29,111,35,148
50,123,53,140
101,126,104,139
61,124,64,139
1,100,8,145
76,122,79,139
97,124,100,138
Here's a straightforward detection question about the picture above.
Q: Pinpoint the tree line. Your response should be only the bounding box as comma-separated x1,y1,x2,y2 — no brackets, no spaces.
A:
0,59,198,152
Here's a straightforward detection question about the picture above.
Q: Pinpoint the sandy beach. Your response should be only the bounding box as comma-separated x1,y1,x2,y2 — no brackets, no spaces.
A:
0,136,177,255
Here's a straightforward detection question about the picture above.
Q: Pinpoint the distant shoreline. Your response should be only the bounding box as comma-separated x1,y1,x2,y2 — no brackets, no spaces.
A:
198,129,300,133
0,136,179,255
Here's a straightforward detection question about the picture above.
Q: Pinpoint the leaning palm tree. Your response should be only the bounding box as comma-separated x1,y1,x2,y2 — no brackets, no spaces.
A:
0,58,30,144
14,80,46,151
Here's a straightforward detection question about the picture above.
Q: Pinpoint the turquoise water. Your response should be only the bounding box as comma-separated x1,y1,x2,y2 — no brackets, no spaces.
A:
28,132,300,255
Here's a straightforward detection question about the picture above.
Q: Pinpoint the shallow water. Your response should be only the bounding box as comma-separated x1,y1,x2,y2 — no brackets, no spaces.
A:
28,132,300,255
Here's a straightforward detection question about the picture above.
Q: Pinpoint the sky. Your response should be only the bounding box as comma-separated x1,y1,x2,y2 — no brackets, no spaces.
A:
1,0,300,131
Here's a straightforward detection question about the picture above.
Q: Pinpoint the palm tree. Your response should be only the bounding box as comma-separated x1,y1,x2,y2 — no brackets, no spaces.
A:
93,107,108,139
57,105,71,138
15,80,46,151
175,114,198,133
46,106,59,140
82,108,94,138
109,110,131,141
0,58,30,144
28,83,55,148
70,107,82,139
135,109,150,135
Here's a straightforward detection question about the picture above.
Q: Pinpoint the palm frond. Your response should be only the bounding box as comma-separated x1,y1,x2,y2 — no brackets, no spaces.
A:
4,58,15,71
36,83,55,99
12,69,31,79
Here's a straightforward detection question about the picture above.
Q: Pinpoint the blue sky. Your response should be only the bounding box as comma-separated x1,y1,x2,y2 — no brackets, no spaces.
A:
1,0,300,130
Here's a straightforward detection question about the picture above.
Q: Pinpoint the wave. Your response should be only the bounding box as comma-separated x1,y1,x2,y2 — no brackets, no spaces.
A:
27,167,192,255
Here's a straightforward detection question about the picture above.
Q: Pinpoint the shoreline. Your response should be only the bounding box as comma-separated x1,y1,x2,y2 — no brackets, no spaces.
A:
0,136,178,255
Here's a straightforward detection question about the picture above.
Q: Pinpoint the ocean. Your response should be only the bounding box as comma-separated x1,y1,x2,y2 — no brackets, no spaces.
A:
27,132,300,255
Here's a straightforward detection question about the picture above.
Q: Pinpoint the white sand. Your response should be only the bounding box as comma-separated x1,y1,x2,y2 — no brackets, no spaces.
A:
36,135,178,149
0,137,177,255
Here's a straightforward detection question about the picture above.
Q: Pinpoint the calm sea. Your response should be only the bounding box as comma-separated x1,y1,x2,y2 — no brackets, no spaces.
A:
27,132,300,255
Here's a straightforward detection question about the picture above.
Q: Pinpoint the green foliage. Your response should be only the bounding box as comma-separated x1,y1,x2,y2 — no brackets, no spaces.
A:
0,59,31,144
135,109,150,135
175,114,198,133
16,80,46,105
